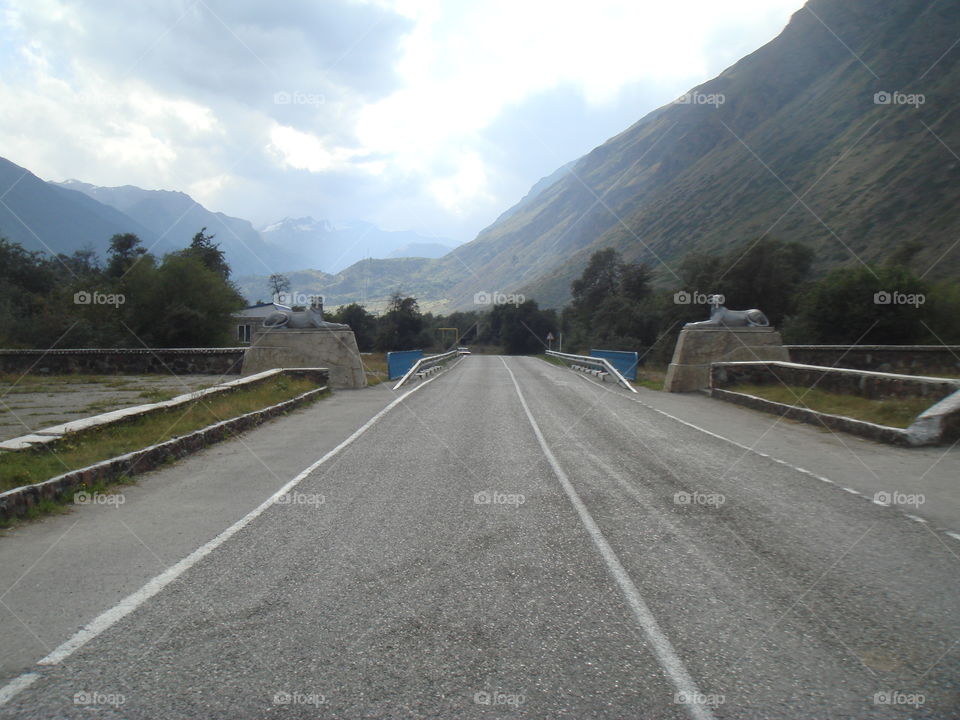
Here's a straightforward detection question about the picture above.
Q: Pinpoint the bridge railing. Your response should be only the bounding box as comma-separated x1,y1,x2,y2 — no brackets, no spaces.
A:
393,348,461,389
546,350,638,393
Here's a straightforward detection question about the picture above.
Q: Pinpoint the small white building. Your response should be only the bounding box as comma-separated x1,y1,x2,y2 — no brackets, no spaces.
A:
232,302,291,344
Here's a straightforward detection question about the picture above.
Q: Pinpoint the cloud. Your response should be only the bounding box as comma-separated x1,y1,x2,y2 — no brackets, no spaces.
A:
0,0,801,244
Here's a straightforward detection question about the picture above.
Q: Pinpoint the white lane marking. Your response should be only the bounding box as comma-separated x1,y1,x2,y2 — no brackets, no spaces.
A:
502,358,716,720
0,673,38,705
0,373,445,706
566,369,960,538
905,514,927,523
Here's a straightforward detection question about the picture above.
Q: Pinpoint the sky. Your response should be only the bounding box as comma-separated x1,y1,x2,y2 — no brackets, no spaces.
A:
0,0,802,245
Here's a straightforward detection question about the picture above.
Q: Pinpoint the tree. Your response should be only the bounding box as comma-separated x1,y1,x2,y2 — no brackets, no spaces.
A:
106,233,148,278
328,303,377,351
181,228,230,280
375,293,430,351
571,248,622,319
568,248,657,351
675,238,814,327
787,264,930,344
129,254,245,347
268,273,290,300
487,300,557,354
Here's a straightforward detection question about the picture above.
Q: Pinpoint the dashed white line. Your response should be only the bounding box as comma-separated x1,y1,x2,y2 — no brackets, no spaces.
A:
503,358,716,720
564,366,960,541
0,674,38,706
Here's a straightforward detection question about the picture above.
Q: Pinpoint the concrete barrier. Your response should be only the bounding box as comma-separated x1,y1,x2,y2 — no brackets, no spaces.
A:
709,361,960,446
786,345,960,376
0,369,330,520
711,361,959,401
0,348,245,375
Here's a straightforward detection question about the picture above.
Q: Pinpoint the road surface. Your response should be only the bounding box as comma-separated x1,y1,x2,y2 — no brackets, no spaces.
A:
1,355,958,718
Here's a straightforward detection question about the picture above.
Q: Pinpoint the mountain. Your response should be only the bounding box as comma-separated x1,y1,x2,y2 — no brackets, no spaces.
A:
301,0,956,312
437,0,960,308
387,242,453,259
0,157,162,258
54,180,299,277
234,257,446,312
259,217,455,273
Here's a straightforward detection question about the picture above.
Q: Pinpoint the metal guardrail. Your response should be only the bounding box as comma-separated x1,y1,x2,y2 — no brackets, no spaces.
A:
393,348,462,389
546,350,638,393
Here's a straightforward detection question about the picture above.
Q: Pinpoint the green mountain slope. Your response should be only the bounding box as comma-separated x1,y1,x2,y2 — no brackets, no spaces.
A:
452,0,960,308
207,0,960,313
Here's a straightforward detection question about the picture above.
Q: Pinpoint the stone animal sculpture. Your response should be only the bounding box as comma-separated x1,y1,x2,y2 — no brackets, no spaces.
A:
263,300,350,330
685,295,770,328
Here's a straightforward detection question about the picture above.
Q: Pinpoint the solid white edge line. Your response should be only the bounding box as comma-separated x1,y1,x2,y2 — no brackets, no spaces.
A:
0,372,446,707
501,358,716,720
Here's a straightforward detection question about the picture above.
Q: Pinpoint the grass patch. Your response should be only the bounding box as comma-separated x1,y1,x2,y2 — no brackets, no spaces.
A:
731,384,934,429
360,352,388,386
137,387,185,403
634,366,667,391
536,354,566,368
0,376,326,492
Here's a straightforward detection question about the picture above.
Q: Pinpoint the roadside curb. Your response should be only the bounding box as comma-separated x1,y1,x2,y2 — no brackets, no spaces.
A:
0,384,329,521
710,387,912,445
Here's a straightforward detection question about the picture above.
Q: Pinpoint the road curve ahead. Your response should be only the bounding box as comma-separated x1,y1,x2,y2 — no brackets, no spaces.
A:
2,355,958,718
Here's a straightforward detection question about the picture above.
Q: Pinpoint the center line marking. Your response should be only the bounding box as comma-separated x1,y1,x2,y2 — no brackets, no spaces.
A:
501,358,717,720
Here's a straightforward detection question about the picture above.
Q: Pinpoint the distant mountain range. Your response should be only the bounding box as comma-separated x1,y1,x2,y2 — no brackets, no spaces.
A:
258,217,454,273
0,160,456,281
0,157,166,260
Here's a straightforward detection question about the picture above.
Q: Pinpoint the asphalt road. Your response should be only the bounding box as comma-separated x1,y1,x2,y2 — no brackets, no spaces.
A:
1,355,958,718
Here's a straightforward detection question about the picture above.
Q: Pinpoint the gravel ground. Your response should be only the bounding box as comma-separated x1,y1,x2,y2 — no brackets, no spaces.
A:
0,375,221,441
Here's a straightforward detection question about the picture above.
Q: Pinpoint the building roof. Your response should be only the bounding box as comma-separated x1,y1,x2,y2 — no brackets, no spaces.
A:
234,302,292,318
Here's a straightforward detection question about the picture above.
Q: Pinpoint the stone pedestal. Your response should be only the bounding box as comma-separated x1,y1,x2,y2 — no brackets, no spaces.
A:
664,327,788,393
241,329,366,389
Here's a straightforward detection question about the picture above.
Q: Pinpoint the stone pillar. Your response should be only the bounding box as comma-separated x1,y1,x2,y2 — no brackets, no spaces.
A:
241,329,367,389
664,327,788,393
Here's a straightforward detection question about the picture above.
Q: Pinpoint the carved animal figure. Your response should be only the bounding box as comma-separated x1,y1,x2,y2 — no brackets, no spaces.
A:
685,299,770,328
263,303,350,330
